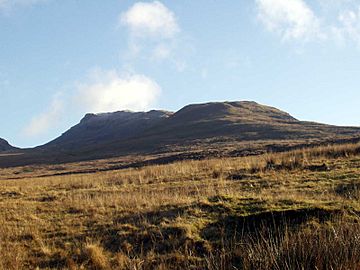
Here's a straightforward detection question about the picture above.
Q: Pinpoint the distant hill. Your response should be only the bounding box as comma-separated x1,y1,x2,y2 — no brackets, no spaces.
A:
0,138,16,152
1,101,360,167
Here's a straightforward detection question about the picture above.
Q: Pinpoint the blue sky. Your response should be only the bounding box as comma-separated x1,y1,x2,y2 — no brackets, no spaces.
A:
1,0,360,147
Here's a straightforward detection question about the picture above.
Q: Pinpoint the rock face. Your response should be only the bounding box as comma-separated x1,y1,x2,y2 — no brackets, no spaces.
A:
0,138,15,152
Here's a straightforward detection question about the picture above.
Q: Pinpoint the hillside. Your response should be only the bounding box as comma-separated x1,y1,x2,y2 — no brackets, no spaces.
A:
0,138,16,152
0,101,360,167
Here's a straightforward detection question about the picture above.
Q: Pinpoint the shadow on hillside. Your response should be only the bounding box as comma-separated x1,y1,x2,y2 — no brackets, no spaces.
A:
88,201,340,257
200,207,339,242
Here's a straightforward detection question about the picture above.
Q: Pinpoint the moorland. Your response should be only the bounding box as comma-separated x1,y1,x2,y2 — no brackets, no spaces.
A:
1,142,360,269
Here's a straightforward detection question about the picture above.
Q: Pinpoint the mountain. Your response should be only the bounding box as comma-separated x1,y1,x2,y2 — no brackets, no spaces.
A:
44,101,298,150
0,138,16,152
1,101,360,167
40,100,360,156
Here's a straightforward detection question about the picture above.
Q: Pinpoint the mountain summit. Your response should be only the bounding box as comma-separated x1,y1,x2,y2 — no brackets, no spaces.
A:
170,101,297,123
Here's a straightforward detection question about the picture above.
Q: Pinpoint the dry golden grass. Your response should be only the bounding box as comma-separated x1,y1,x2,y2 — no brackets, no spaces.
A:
0,142,360,269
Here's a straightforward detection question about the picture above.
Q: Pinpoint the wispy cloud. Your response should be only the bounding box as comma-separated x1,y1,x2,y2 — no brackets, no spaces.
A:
333,7,360,47
0,0,47,13
23,93,64,137
256,0,322,41
256,0,360,47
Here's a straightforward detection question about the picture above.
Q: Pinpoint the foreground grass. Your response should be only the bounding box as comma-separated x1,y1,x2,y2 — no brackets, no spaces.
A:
0,143,360,269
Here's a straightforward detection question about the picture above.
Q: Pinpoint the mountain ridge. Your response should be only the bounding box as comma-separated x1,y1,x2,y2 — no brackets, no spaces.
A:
1,100,359,167
39,100,360,157
42,101,305,151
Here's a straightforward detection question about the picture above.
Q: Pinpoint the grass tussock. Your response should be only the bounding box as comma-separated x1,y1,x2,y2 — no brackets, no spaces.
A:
0,142,360,269
83,243,110,270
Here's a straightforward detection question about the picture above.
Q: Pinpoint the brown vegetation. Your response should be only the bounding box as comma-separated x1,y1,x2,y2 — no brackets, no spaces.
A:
0,142,360,269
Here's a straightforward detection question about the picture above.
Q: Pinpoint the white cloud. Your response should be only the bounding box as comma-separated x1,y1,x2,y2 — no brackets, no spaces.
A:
23,93,64,137
76,69,161,113
256,0,322,41
120,1,179,39
120,1,186,66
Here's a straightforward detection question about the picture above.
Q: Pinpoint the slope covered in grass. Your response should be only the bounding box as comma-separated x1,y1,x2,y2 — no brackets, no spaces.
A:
0,143,360,269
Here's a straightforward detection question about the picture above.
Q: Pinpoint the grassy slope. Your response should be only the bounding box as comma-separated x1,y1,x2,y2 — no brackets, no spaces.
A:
0,143,360,269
